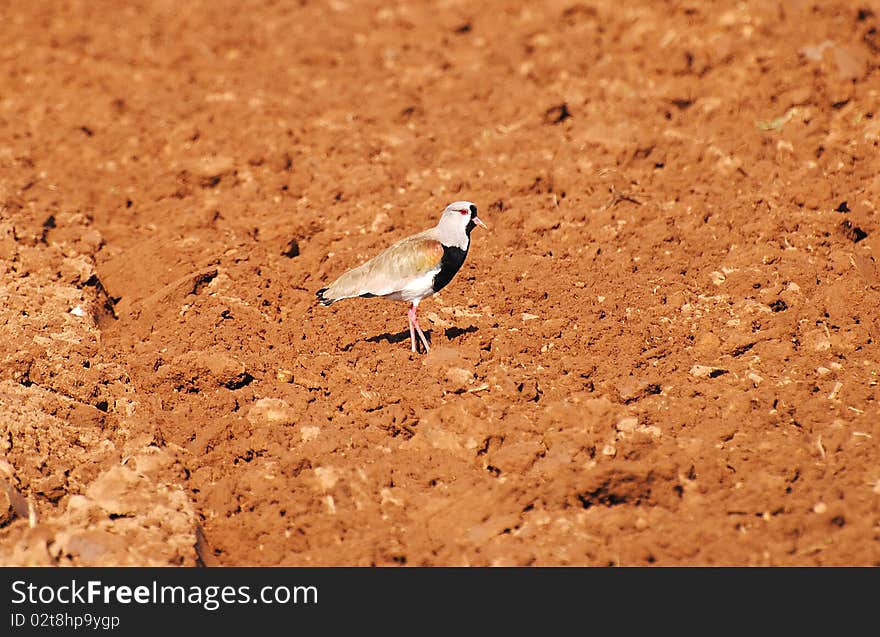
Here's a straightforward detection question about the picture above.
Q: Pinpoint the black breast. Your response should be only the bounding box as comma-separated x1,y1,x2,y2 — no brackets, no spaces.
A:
433,245,468,293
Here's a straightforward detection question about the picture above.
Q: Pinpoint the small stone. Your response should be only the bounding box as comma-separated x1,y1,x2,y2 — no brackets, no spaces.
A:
247,398,297,427
201,354,247,385
827,382,843,401
358,390,382,411
639,425,662,438
425,312,451,328
370,211,392,233
800,40,832,61
300,426,321,442
616,417,639,433
188,155,235,178
602,444,616,457
380,488,404,507
445,367,474,392
295,373,323,390
276,369,295,383
59,256,96,285
615,379,641,402
487,441,544,474
690,364,720,378
86,466,142,517
813,502,827,514
163,351,249,389
314,467,339,491
516,378,541,402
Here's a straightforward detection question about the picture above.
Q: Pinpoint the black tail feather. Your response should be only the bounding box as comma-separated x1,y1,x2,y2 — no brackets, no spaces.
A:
316,287,333,306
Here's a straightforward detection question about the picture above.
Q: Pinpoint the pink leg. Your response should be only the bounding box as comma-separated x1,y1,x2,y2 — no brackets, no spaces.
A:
411,302,430,353
407,305,417,352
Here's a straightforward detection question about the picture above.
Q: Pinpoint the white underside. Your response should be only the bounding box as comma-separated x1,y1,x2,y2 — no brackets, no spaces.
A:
380,267,439,302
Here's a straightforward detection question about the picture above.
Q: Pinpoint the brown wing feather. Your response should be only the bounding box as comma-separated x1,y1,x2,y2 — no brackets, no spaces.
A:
320,235,443,301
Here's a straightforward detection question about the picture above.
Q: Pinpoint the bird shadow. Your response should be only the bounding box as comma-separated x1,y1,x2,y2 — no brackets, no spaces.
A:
366,330,414,346
444,325,478,340
341,329,414,352
341,325,478,352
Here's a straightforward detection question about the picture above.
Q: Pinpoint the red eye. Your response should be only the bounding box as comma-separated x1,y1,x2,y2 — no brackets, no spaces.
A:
459,210,469,215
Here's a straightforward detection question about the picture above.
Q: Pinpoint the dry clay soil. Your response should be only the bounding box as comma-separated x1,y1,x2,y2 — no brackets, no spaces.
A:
2,0,880,566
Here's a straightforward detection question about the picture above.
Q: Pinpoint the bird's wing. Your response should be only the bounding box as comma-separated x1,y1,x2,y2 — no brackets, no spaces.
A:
322,234,444,300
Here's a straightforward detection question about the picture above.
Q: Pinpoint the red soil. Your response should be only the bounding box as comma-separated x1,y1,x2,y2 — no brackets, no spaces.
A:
1,0,879,565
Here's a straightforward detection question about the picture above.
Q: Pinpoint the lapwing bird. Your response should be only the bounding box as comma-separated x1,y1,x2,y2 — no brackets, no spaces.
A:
317,201,487,353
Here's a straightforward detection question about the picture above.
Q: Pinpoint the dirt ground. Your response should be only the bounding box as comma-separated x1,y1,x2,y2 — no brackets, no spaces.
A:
1,0,879,566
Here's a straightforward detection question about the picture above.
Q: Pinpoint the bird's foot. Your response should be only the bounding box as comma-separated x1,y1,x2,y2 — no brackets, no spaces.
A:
414,322,430,353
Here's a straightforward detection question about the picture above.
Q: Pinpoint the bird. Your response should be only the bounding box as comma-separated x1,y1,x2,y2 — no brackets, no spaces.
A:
317,201,487,353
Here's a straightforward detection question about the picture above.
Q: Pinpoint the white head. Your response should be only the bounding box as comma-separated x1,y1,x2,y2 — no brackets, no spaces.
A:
435,201,488,249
